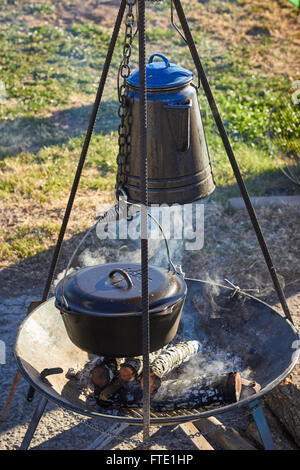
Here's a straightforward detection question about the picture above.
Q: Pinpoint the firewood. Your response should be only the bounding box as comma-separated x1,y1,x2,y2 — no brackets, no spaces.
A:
99,378,123,401
120,358,143,383
68,356,124,393
108,372,242,411
179,422,214,450
151,372,242,410
91,365,111,389
195,416,257,450
114,380,143,406
119,350,163,383
265,374,300,447
91,357,123,389
245,406,298,450
140,341,200,394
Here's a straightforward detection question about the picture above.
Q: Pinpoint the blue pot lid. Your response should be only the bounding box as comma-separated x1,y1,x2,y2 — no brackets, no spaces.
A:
126,54,193,90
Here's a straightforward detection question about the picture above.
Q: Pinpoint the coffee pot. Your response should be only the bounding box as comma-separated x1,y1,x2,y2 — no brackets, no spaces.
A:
116,53,215,204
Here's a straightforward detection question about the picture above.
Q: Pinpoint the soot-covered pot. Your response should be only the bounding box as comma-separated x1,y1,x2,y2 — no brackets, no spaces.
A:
55,263,187,357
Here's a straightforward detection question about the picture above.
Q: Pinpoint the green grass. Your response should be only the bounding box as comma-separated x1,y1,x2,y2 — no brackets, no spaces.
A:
0,0,298,263
0,21,117,120
0,222,61,260
0,132,118,202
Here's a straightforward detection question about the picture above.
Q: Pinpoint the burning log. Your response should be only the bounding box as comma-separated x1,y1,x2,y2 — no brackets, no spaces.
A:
67,356,124,396
151,371,242,410
90,357,123,389
113,381,143,407
96,354,161,403
90,365,111,389
119,350,163,383
120,358,143,383
105,372,242,411
140,340,200,394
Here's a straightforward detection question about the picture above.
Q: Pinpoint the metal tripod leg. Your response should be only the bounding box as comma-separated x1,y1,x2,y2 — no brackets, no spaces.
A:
1,370,21,422
250,400,275,450
19,396,48,450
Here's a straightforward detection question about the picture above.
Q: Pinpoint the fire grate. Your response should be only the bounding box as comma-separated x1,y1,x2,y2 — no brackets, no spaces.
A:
15,279,300,425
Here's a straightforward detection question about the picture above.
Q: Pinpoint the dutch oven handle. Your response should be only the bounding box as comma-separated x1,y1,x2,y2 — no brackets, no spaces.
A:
59,198,180,308
109,268,133,289
116,188,178,275
59,218,101,310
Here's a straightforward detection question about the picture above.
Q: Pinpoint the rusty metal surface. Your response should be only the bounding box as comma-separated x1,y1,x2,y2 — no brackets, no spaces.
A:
14,279,299,425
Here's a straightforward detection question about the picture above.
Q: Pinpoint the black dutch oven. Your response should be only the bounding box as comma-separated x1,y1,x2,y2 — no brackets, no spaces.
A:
55,262,187,357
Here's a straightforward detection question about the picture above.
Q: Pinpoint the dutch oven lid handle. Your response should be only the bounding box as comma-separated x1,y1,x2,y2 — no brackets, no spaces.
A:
109,268,133,289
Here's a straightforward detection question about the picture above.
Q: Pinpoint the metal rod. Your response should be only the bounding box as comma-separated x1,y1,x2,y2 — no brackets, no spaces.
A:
19,396,48,450
40,0,127,303
0,370,21,422
173,0,294,325
250,400,276,450
3,301,42,414
26,385,35,402
170,0,187,43
138,0,151,445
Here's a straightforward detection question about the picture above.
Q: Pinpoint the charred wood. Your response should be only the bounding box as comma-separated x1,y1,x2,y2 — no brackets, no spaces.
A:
102,372,242,411
98,378,124,401
119,350,163,383
151,372,241,410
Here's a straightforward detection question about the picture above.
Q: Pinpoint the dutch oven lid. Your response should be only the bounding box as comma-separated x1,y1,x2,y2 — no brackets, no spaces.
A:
55,263,186,315
126,54,193,90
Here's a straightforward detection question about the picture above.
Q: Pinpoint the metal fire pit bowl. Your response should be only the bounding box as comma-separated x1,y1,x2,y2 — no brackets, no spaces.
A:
15,279,300,425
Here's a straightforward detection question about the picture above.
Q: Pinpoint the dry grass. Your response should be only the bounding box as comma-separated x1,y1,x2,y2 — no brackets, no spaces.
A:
175,0,300,78
0,189,114,268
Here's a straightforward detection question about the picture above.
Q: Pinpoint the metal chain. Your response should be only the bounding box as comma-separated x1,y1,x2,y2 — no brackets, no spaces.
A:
116,0,136,192
115,0,163,193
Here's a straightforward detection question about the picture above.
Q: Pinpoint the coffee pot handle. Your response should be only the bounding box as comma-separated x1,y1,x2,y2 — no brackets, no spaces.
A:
148,54,170,68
